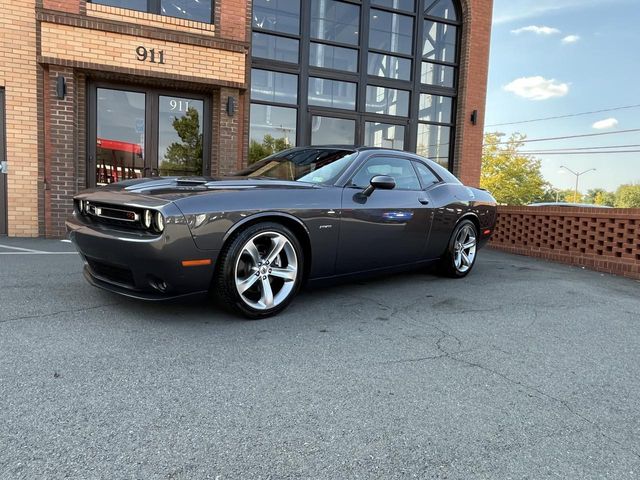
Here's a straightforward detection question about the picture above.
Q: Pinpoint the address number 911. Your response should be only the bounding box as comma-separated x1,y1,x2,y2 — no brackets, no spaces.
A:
136,46,166,65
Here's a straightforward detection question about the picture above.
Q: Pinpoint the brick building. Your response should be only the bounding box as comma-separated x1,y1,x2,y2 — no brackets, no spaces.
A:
0,0,493,238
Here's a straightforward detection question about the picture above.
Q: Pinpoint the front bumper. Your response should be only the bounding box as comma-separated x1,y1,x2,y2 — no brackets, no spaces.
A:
67,204,218,300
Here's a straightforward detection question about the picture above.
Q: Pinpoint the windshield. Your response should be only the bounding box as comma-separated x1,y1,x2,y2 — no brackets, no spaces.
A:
234,148,357,185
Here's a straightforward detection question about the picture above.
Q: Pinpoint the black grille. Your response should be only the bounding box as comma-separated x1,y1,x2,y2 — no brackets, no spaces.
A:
86,202,145,230
87,258,135,287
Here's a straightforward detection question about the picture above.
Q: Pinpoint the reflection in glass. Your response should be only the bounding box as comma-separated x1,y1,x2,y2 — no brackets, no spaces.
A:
421,61,455,87
369,9,414,55
367,52,411,81
161,0,212,22
310,0,360,45
364,122,405,150
92,0,146,11
158,96,204,176
249,104,297,163
308,77,357,110
366,85,410,117
252,32,299,63
424,0,458,21
96,88,145,185
310,43,358,72
311,116,356,145
251,69,298,105
253,0,301,35
417,123,450,168
419,94,453,123
371,0,415,11
423,20,457,63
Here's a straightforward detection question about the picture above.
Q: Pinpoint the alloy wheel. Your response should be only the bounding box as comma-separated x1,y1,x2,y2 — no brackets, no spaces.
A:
234,231,298,310
453,224,477,273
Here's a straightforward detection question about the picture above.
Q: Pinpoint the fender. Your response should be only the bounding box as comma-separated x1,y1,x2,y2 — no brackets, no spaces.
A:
222,211,311,244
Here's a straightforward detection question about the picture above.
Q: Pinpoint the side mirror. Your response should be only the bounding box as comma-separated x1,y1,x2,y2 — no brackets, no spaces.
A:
363,175,396,197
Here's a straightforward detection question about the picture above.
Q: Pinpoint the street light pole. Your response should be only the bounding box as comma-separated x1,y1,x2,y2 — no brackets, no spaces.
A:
560,166,596,202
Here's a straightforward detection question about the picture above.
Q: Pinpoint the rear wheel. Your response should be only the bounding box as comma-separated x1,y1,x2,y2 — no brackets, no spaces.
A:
215,222,303,319
439,219,478,278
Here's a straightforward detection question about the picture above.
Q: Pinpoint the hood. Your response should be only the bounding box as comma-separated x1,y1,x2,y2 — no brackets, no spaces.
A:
78,176,321,203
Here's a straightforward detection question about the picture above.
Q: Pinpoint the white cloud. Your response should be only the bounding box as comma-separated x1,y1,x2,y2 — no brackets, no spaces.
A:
562,35,581,44
503,76,570,101
592,118,619,130
511,25,561,35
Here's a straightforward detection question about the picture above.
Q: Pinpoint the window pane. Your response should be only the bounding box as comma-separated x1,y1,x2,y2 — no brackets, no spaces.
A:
366,85,409,117
417,123,450,168
371,0,415,12
351,157,420,190
92,0,147,11
161,0,211,22
158,96,204,176
309,77,357,110
252,32,299,63
414,161,440,186
369,9,414,55
419,94,453,123
367,52,411,81
310,43,358,72
424,0,458,21
311,116,355,145
310,0,360,45
251,69,298,104
249,104,297,163
96,88,146,185
423,20,457,63
253,0,300,35
421,62,455,87
364,122,405,150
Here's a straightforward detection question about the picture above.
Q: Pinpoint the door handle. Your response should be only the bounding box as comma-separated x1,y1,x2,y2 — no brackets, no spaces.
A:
418,196,429,205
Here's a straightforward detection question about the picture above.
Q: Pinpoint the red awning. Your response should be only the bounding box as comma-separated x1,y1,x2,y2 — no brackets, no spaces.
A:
97,138,142,155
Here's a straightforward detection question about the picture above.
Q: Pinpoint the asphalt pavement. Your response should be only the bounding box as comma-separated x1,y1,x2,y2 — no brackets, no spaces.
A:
1,238,639,479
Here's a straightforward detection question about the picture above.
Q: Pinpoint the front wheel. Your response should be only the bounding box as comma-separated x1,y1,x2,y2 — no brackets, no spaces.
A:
215,222,303,319
438,219,478,278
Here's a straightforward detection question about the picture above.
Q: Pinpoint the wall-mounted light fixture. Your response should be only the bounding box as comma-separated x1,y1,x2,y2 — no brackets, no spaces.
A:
56,76,67,100
226,96,236,117
470,109,478,125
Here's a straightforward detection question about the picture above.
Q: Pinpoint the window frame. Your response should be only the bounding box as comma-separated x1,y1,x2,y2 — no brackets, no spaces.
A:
87,82,212,188
88,0,215,24
250,0,462,171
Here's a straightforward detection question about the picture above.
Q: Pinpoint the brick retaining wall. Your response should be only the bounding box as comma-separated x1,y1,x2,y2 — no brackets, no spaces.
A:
490,206,640,280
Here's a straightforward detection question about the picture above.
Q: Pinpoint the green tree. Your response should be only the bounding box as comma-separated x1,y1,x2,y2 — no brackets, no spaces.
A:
481,132,547,205
614,184,640,208
560,189,584,203
585,188,616,206
160,107,203,176
248,134,290,164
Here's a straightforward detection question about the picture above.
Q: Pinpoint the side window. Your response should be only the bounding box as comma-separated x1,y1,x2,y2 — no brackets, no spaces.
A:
350,157,421,190
414,162,440,187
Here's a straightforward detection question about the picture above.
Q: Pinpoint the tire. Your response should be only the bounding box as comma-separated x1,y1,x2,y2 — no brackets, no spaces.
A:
215,222,304,319
438,219,478,278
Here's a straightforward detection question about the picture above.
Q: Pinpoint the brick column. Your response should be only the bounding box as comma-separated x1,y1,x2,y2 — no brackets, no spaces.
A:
453,0,494,187
217,87,242,176
44,66,77,238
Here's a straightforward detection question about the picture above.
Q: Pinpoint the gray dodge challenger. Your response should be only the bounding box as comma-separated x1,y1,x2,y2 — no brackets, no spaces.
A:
67,147,497,318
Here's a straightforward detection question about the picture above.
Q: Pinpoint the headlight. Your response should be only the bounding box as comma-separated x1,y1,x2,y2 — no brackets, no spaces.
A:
155,211,165,233
78,200,84,214
143,210,152,229
84,201,91,215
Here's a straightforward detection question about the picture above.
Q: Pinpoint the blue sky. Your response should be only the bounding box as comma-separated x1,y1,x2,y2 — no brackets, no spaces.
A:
485,0,640,193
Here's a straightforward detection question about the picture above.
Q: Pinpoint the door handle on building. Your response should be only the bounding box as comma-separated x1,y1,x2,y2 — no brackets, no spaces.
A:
0,161,7,174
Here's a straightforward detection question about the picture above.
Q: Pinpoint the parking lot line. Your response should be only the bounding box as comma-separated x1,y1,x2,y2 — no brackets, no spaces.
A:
0,244,77,255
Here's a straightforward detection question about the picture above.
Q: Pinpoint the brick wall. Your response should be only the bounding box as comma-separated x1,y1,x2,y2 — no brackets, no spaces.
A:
44,66,77,237
454,0,494,188
43,0,79,14
0,0,39,236
490,206,640,280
